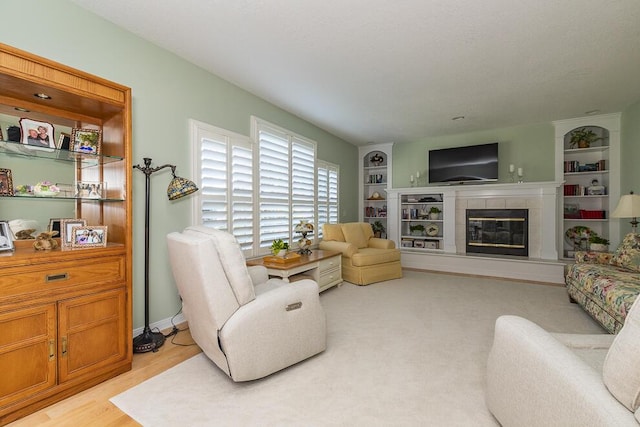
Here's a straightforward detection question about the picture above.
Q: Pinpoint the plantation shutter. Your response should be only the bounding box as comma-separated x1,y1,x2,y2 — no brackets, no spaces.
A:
258,125,290,249
193,121,253,253
317,161,339,239
291,137,316,241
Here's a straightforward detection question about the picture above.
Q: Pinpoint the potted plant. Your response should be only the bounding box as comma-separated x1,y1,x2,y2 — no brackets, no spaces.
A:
428,206,441,220
371,220,386,238
271,239,289,256
589,235,610,252
569,127,603,149
409,224,425,236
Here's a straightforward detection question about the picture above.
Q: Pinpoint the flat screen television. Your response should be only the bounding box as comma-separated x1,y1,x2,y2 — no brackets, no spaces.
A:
428,142,499,184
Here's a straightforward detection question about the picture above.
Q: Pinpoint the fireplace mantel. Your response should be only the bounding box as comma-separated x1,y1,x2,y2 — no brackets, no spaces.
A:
386,182,565,283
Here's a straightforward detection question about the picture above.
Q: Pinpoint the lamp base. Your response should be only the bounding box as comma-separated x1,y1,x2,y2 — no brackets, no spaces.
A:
133,327,166,353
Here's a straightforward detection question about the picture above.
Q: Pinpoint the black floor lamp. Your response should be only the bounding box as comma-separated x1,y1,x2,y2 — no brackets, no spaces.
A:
132,157,198,353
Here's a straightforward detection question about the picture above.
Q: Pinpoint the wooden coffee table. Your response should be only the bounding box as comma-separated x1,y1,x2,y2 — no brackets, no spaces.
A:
247,249,342,292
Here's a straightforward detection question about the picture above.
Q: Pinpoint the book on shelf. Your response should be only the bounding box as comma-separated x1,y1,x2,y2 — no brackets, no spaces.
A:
564,159,606,173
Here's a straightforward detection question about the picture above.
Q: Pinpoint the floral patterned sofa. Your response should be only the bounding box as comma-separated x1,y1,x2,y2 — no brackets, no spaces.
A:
565,233,640,333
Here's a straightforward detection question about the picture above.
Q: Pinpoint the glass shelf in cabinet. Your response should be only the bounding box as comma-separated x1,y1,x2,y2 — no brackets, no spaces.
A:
0,140,123,167
11,194,124,202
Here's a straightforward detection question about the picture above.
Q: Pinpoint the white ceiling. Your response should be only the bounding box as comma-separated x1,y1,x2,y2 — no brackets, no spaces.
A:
71,0,640,146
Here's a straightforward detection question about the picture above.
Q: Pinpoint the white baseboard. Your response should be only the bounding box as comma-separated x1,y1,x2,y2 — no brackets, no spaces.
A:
133,312,186,337
401,250,567,284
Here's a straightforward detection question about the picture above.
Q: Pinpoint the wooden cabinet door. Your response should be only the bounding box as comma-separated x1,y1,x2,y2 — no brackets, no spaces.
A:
58,288,127,383
0,304,56,409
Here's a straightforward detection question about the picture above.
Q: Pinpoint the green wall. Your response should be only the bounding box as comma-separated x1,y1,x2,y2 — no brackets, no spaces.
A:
393,122,555,186
620,99,640,235
0,0,358,328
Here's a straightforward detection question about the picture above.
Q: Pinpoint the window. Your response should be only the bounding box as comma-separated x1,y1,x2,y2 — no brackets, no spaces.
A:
254,118,316,251
190,120,253,252
192,118,339,258
317,160,339,240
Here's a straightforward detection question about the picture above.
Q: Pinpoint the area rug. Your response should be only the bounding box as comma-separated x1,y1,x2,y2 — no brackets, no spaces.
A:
111,270,603,426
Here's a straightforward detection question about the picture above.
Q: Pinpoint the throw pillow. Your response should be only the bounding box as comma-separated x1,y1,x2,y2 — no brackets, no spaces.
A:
609,233,640,272
341,222,369,249
323,223,345,242
603,296,640,411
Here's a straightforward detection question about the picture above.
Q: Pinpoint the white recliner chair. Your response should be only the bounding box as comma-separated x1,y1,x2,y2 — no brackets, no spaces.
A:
486,296,640,426
166,226,327,382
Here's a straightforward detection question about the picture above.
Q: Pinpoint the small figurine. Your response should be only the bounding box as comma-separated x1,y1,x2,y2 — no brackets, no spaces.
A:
15,229,36,240
33,231,59,251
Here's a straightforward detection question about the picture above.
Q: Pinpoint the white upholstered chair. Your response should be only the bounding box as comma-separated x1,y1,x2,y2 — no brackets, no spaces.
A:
486,297,640,426
166,226,327,382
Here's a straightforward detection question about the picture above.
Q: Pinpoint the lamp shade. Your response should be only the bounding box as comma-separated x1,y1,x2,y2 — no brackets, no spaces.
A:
612,194,640,218
167,175,198,200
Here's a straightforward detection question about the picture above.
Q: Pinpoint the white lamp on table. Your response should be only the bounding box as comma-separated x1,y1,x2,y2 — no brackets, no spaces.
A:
612,191,640,234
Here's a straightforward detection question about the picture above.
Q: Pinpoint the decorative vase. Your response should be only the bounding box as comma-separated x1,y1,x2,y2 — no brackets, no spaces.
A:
33,181,60,197
34,190,59,197
297,237,311,253
429,212,439,220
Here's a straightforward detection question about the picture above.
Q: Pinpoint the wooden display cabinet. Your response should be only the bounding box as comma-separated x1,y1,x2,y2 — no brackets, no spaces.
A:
0,43,132,425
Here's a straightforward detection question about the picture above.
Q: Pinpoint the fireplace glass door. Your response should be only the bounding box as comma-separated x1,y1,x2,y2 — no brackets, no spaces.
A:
466,209,528,256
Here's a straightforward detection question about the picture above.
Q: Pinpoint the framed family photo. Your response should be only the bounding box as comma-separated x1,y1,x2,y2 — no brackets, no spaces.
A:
0,168,13,196
60,218,87,248
75,181,105,199
0,221,14,251
71,226,107,249
71,128,102,154
19,118,56,149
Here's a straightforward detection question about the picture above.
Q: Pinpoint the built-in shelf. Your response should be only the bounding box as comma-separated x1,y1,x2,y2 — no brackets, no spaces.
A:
0,140,123,166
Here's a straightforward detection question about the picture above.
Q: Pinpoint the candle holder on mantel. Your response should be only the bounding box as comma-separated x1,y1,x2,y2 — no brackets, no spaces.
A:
517,168,524,183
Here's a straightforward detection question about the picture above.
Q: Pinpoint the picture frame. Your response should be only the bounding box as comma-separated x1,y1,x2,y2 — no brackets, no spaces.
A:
564,203,580,219
71,226,107,249
54,183,75,197
48,218,63,235
0,221,14,251
401,239,414,248
60,218,87,248
0,168,13,196
74,181,105,199
71,128,102,155
19,118,56,149
57,132,71,150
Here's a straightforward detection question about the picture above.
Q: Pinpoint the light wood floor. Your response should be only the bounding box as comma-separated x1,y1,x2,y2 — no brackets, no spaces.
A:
8,326,202,427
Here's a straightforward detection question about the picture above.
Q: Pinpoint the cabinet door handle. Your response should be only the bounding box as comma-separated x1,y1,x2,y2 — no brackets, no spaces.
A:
46,273,69,282
49,339,56,361
62,336,68,356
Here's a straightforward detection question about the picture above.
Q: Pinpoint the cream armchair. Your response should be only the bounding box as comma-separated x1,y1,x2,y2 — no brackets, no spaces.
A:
166,226,326,382
319,222,402,285
486,296,640,426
